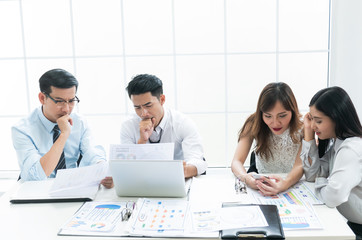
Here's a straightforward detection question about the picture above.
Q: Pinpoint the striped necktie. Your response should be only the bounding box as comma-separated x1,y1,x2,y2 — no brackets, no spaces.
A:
53,125,66,174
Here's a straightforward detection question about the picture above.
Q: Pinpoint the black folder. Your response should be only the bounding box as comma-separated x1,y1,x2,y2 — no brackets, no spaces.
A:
220,203,285,240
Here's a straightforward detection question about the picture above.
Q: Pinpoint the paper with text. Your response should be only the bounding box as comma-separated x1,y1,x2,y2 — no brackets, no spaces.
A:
109,143,174,160
190,202,221,232
58,199,219,238
130,198,188,233
50,162,108,197
249,181,323,230
61,201,129,233
250,181,323,206
220,205,268,230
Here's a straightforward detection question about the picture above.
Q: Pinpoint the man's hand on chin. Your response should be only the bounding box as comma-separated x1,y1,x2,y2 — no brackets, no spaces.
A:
138,117,155,144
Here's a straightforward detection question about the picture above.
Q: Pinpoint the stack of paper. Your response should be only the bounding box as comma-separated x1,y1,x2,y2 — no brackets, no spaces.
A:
10,162,108,203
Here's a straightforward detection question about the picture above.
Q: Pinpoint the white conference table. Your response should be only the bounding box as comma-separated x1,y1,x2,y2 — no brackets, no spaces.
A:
0,168,355,240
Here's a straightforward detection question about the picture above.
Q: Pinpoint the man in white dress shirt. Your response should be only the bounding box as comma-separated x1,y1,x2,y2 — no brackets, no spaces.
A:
120,74,207,178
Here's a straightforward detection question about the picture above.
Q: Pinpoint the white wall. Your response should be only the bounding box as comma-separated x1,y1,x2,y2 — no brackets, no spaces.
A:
330,0,362,118
0,0,330,171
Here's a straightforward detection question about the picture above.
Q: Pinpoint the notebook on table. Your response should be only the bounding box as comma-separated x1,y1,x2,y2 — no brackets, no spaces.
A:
109,159,187,198
9,180,97,203
10,163,107,204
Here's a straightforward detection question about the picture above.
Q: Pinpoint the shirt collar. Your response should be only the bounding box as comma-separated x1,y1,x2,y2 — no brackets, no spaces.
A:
36,106,57,134
155,107,168,133
334,138,343,151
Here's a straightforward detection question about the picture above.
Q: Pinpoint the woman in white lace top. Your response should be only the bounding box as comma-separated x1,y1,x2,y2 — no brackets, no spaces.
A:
231,82,303,196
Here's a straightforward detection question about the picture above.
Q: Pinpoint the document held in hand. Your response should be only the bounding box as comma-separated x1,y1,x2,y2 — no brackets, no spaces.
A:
10,162,108,203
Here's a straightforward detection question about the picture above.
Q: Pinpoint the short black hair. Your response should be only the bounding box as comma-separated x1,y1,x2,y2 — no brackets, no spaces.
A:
39,68,78,94
126,74,163,99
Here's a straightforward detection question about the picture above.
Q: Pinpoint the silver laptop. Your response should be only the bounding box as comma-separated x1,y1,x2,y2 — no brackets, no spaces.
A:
109,159,187,197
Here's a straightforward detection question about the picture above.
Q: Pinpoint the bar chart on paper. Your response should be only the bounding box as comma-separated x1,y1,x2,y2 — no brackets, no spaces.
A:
249,182,323,230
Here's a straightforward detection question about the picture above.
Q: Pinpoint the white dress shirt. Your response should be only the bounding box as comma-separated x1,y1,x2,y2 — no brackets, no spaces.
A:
301,137,362,224
120,107,207,175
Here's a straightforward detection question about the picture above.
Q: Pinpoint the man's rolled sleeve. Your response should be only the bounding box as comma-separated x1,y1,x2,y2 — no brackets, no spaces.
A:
12,126,47,180
187,158,207,175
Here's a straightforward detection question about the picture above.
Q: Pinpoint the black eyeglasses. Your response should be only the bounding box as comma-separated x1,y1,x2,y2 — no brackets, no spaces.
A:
43,92,80,108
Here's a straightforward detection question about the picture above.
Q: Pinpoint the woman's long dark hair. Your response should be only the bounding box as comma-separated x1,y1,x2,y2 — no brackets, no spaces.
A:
238,82,302,160
310,86,362,157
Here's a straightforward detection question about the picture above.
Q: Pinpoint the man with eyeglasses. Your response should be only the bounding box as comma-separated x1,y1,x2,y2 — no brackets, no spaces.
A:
120,74,207,178
12,69,112,188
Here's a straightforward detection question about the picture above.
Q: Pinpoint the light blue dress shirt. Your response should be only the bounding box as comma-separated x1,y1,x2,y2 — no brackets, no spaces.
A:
12,107,106,180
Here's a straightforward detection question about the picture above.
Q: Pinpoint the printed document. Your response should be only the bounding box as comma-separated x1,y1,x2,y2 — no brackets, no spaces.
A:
59,201,131,236
109,143,174,160
58,198,219,238
50,161,108,196
10,162,108,203
190,204,268,232
249,181,323,230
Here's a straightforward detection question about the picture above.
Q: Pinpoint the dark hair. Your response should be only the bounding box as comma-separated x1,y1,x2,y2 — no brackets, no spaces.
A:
239,82,302,160
126,74,163,99
39,68,78,94
310,86,362,157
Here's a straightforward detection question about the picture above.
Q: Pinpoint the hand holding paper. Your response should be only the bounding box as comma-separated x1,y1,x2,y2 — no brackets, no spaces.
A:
50,162,108,197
